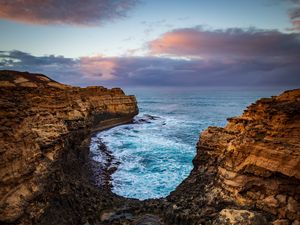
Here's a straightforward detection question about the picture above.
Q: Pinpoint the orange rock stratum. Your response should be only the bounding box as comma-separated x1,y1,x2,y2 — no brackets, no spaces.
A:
0,70,299,225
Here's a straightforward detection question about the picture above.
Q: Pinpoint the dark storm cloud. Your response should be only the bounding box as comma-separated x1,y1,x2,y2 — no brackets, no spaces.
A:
0,0,138,25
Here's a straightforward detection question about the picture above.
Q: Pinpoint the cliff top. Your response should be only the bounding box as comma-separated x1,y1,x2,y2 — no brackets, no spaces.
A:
0,70,72,89
275,88,300,101
0,70,138,223
0,70,126,95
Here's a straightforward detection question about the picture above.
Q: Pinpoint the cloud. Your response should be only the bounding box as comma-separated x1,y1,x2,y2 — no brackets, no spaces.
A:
290,7,300,19
148,28,300,61
1,27,300,87
0,50,81,83
279,0,300,30
0,51,120,83
0,0,138,25
292,20,300,29
259,1,300,30
146,28,300,87
1,47,299,87
80,56,117,80
289,7,300,30
283,0,300,4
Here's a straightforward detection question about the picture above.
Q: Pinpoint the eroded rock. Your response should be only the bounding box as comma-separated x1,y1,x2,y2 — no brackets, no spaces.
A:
1,70,299,225
213,209,267,225
0,70,138,224
162,89,300,225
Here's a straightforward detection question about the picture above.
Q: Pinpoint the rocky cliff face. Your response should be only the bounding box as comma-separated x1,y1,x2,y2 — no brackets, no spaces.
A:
1,70,299,225
165,89,300,224
0,70,138,224
202,90,300,219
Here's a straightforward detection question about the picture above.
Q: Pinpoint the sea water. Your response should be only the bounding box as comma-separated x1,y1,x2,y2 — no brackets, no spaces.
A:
90,88,285,200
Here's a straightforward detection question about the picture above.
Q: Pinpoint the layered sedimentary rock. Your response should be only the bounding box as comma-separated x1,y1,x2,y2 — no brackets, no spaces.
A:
1,69,299,225
90,89,300,225
165,89,300,224
200,89,300,223
0,70,138,224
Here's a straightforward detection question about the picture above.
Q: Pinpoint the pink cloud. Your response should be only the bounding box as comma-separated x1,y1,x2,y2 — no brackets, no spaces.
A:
79,57,117,80
0,0,138,25
148,28,300,60
289,7,300,30
1,35,300,87
293,20,300,29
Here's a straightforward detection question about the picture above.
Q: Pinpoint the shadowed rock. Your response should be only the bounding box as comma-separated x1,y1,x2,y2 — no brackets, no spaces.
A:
0,70,299,225
0,70,138,224
166,89,300,224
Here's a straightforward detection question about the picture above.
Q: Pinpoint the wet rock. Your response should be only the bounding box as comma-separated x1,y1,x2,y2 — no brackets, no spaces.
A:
144,114,160,120
135,114,161,124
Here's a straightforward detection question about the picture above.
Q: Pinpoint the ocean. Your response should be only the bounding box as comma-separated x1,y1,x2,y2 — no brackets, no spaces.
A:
90,87,285,200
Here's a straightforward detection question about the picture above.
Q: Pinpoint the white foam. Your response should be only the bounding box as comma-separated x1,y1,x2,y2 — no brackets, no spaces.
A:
90,114,196,200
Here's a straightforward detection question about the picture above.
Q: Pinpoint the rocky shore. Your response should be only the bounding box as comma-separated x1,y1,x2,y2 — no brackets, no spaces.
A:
0,70,139,224
0,70,299,225
163,89,300,225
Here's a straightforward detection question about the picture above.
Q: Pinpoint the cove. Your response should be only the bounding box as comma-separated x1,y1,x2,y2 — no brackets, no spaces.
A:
90,88,283,200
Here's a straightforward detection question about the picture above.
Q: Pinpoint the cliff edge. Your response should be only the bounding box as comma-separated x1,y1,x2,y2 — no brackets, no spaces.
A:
1,70,299,225
165,89,300,225
0,70,138,224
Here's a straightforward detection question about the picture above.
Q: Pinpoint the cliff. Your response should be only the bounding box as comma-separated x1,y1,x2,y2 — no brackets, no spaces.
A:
1,70,299,225
0,70,138,224
164,89,300,225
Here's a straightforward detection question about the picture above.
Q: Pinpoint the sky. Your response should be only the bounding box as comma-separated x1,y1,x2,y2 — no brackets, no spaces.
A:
0,0,300,87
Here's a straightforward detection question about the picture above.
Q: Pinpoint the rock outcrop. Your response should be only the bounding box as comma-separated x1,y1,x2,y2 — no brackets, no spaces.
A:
164,89,300,224
0,70,138,224
199,89,300,223
1,70,299,225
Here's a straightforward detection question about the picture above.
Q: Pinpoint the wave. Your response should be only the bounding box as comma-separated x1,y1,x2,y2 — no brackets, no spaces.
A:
90,89,281,200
